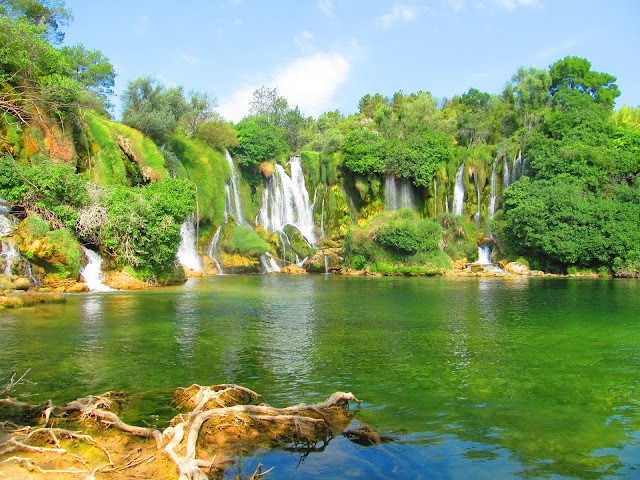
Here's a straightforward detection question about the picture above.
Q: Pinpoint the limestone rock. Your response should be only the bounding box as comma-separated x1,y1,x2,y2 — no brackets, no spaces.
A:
66,282,90,293
12,277,32,290
104,270,147,290
504,262,529,274
279,263,308,274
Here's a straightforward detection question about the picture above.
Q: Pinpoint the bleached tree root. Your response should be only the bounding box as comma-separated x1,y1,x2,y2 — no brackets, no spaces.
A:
163,384,361,480
1,381,364,479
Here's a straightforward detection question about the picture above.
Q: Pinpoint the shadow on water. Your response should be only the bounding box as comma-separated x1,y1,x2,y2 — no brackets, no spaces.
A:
1,276,640,479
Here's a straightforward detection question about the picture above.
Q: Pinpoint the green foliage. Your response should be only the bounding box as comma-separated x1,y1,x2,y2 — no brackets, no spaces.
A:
343,210,449,273
59,43,114,108
101,178,196,276
437,213,479,260
374,210,441,254
196,115,239,150
167,134,228,225
180,90,217,137
342,128,385,175
549,56,620,108
0,156,88,228
231,115,288,174
0,0,72,44
121,76,188,144
497,178,640,272
45,227,81,277
22,213,50,240
223,224,269,256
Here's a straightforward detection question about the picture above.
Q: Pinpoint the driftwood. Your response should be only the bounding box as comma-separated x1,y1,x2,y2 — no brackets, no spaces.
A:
1,380,364,479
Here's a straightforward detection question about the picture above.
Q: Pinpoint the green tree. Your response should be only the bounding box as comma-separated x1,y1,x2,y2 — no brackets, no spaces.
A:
196,114,239,150
121,76,188,144
248,86,288,127
0,0,72,44
549,56,620,108
231,115,288,166
504,66,551,131
59,44,115,98
180,90,217,137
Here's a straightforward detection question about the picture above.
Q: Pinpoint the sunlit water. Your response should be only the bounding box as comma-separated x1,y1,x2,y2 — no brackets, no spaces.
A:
1,276,639,479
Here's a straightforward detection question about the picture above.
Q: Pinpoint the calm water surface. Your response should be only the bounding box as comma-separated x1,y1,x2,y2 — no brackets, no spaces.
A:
1,275,639,479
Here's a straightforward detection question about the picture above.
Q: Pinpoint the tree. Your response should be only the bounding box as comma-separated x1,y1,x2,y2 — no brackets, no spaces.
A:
121,76,188,144
231,115,288,166
0,0,72,44
196,114,239,150
504,66,551,131
358,93,387,118
59,44,115,98
248,86,288,127
181,90,217,137
549,56,620,108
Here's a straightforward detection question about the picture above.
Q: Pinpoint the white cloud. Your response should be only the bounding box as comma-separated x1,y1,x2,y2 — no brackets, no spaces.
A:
179,52,200,65
217,53,351,122
381,1,418,27
318,0,334,17
294,31,314,51
496,0,541,9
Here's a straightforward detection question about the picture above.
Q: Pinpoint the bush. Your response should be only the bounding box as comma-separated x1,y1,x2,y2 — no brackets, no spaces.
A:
374,214,441,254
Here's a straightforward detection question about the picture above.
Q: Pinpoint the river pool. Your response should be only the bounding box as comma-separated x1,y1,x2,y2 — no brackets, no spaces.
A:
1,275,639,479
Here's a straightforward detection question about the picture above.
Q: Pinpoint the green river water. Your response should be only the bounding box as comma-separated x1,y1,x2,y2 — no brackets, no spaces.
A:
1,275,639,479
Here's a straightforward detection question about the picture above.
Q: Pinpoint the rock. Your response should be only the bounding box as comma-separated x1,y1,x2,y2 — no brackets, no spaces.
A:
452,258,468,270
104,270,147,290
0,296,24,308
66,282,89,293
279,264,308,275
504,262,529,274
183,267,204,278
12,277,32,291
470,263,485,273
304,248,342,273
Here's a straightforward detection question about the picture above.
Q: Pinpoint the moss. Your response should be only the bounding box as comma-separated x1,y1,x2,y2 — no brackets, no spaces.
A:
225,224,269,256
300,150,321,188
168,134,228,226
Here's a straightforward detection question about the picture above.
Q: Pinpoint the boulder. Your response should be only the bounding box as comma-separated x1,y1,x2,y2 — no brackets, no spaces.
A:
12,277,32,291
66,282,90,293
504,262,529,274
279,264,308,275
104,270,147,290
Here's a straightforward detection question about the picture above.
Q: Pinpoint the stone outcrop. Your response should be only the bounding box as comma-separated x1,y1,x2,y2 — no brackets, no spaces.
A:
103,270,147,290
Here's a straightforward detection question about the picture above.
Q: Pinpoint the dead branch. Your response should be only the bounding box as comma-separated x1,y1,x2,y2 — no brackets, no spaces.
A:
0,369,31,397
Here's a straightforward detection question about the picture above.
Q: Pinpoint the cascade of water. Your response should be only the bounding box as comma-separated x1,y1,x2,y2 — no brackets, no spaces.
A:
323,255,329,274
320,196,326,240
473,174,481,223
176,214,203,272
260,252,280,273
453,164,465,216
477,245,492,265
512,150,523,182
80,247,114,292
488,160,499,220
503,158,511,188
384,175,416,211
206,225,223,274
224,150,247,225
256,156,316,244
433,178,438,216
1,205,17,275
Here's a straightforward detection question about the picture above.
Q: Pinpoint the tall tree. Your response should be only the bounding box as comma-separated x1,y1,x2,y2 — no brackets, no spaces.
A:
0,0,72,44
549,56,620,108
248,86,288,127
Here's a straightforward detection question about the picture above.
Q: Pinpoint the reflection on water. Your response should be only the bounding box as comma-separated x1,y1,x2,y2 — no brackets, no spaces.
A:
1,276,640,479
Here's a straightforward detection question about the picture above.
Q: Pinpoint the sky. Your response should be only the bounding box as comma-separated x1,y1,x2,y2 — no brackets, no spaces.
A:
61,0,640,122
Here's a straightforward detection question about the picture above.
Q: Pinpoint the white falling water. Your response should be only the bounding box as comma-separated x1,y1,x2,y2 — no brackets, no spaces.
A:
224,150,247,225
503,158,511,188
80,247,114,292
433,178,438,216
206,225,223,274
256,156,316,244
384,175,416,211
477,245,492,265
488,160,499,220
1,205,18,275
176,214,202,271
260,252,280,273
320,196,326,240
473,174,481,223
512,150,523,182
453,164,465,216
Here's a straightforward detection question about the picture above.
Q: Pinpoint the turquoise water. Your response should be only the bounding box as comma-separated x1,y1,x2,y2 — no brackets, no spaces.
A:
1,275,639,479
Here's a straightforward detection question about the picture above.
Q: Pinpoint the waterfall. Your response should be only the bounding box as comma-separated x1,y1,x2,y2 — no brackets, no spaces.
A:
473,174,481,223
503,158,511,188
433,178,438,217
256,156,316,244
80,247,113,292
260,252,280,273
1,204,18,275
512,150,523,182
488,160,498,220
206,225,223,274
477,245,492,265
176,214,203,271
320,196,326,240
224,150,247,225
453,164,465,216
384,175,416,211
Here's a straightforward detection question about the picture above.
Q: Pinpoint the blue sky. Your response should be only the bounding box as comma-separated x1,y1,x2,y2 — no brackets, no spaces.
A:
62,0,640,121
